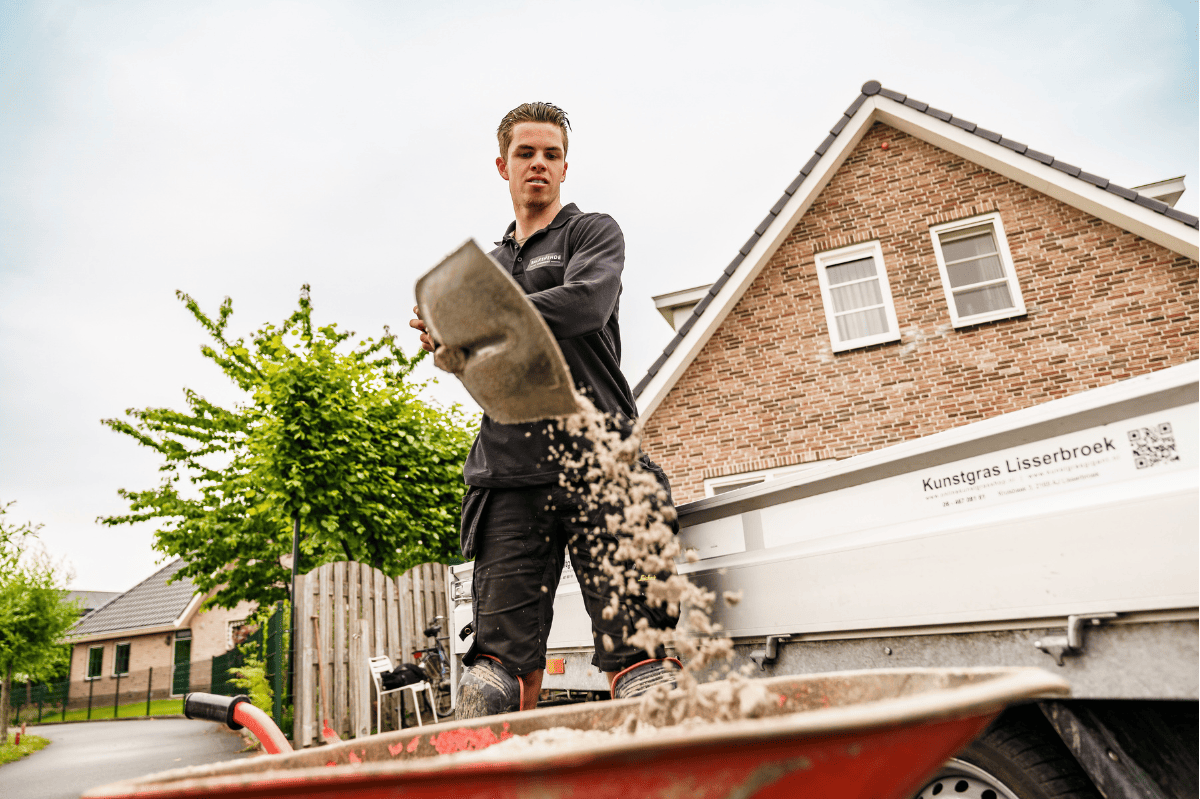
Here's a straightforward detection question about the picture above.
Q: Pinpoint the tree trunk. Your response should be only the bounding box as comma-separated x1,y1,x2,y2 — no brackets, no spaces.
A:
1,662,11,745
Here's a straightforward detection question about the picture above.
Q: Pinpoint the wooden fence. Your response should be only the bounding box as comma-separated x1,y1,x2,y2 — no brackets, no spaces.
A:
293,561,449,747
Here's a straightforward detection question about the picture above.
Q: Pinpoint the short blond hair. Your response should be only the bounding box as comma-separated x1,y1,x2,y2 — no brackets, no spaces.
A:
497,102,571,159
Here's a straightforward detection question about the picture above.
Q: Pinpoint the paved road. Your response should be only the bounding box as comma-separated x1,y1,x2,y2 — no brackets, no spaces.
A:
0,717,254,799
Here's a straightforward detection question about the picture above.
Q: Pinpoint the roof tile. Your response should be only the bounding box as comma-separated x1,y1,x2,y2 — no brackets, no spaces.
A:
663,333,683,356
974,126,1002,143
709,272,731,295
770,193,790,215
738,233,760,256
724,253,746,276
1163,207,1200,228
860,80,881,96
1107,184,1137,200
878,88,906,102
1024,148,1054,165
999,138,1027,154
1134,194,1170,213
830,114,851,136
800,154,821,176
1077,171,1109,189
903,97,928,112
926,107,953,123
949,117,976,132
754,213,776,236
814,134,836,156
785,173,806,195
844,93,868,117
1051,160,1082,177
676,313,699,337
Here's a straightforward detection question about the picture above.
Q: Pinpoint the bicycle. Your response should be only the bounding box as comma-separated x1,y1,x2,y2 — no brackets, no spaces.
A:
412,615,454,717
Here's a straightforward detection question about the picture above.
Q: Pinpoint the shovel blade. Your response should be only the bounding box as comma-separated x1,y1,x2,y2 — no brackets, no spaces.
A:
415,240,579,424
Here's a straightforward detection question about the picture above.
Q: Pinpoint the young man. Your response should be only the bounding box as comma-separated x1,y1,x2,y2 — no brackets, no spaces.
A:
410,102,679,718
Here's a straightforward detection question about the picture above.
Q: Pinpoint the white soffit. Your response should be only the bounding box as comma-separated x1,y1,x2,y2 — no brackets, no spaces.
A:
637,97,1199,422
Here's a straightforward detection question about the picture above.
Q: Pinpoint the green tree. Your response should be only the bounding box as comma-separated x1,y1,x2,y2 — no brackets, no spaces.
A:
0,503,79,743
101,286,475,611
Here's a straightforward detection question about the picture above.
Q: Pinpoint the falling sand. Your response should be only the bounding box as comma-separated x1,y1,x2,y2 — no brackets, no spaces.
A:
546,394,767,725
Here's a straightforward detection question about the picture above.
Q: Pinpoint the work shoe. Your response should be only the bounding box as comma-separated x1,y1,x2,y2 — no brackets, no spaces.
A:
455,657,520,720
611,658,682,699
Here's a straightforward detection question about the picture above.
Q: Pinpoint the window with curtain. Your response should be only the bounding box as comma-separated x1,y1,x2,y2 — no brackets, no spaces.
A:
815,241,901,352
931,213,1025,326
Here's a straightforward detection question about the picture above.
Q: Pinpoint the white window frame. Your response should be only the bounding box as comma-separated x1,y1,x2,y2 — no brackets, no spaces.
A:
227,619,246,650
112,641,131,676
929,212,1026,327
704,461,835,498
814,241,902,352
86,645,104,680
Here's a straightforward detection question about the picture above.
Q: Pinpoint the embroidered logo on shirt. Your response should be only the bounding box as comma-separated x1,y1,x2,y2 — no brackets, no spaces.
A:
527,253,562,270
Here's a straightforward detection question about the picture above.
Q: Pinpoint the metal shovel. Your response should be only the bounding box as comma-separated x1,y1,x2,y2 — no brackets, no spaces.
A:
414,240,580,424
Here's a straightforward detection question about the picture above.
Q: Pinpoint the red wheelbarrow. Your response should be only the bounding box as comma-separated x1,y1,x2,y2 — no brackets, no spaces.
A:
83,667,1067,799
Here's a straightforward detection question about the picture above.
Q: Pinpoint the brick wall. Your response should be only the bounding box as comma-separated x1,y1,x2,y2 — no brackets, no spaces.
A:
640,123,1198,502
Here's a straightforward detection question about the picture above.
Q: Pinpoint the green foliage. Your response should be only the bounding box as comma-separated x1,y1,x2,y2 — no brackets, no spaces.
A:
0,503,80,742
229,659,272,714
0,505,80,683
100,286,475,611
228,604,286,719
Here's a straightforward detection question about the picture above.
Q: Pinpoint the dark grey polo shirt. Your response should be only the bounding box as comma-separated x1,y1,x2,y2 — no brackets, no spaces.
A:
462,203,639,487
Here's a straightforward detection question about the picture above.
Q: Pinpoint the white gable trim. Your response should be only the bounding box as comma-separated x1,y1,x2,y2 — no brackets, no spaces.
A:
636,98,879,420
636,96,1199,421
873,102,1198,260
174,592,205,628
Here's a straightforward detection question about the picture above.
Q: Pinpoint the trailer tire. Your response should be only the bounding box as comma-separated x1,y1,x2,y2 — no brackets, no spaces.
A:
914,706,1100,799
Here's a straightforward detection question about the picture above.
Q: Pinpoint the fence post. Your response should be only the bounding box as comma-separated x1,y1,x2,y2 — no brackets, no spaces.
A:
61,681,67,722
113,672,121,718
270,602,283,728
146,667,153,717
87,677,94,720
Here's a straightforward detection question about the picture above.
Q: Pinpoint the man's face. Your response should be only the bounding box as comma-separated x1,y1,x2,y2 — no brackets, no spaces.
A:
496,122,568,211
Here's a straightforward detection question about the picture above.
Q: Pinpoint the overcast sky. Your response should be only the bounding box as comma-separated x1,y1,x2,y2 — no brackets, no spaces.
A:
2,0,1196,592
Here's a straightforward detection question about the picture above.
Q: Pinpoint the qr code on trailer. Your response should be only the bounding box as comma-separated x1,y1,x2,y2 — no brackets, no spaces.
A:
1127,423,1180,469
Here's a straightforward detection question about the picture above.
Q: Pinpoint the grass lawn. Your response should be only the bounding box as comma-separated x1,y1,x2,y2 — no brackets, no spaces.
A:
25,698,184,724
0,732,50,765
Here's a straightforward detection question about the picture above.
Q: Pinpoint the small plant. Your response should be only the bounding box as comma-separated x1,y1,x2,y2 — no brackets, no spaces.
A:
0,732,49,766
229,657,272,714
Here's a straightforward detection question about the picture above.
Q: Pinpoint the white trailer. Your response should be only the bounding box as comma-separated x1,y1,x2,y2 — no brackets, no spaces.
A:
449,362,1198,798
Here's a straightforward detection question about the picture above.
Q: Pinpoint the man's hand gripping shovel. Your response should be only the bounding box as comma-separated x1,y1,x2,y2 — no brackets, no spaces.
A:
414,240,580,423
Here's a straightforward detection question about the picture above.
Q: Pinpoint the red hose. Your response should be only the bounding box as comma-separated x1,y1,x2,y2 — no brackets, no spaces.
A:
232,701,293,754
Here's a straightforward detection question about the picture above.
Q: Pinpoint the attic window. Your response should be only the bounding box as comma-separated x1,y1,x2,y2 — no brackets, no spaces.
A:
814,241,901,352
930,213,1025,327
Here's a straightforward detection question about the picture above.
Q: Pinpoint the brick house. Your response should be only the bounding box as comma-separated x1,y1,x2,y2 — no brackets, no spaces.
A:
66,559,256,702
635,81,1198,503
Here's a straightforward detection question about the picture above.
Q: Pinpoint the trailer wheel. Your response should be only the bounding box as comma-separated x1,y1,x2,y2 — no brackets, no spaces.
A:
913,707,1100,799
